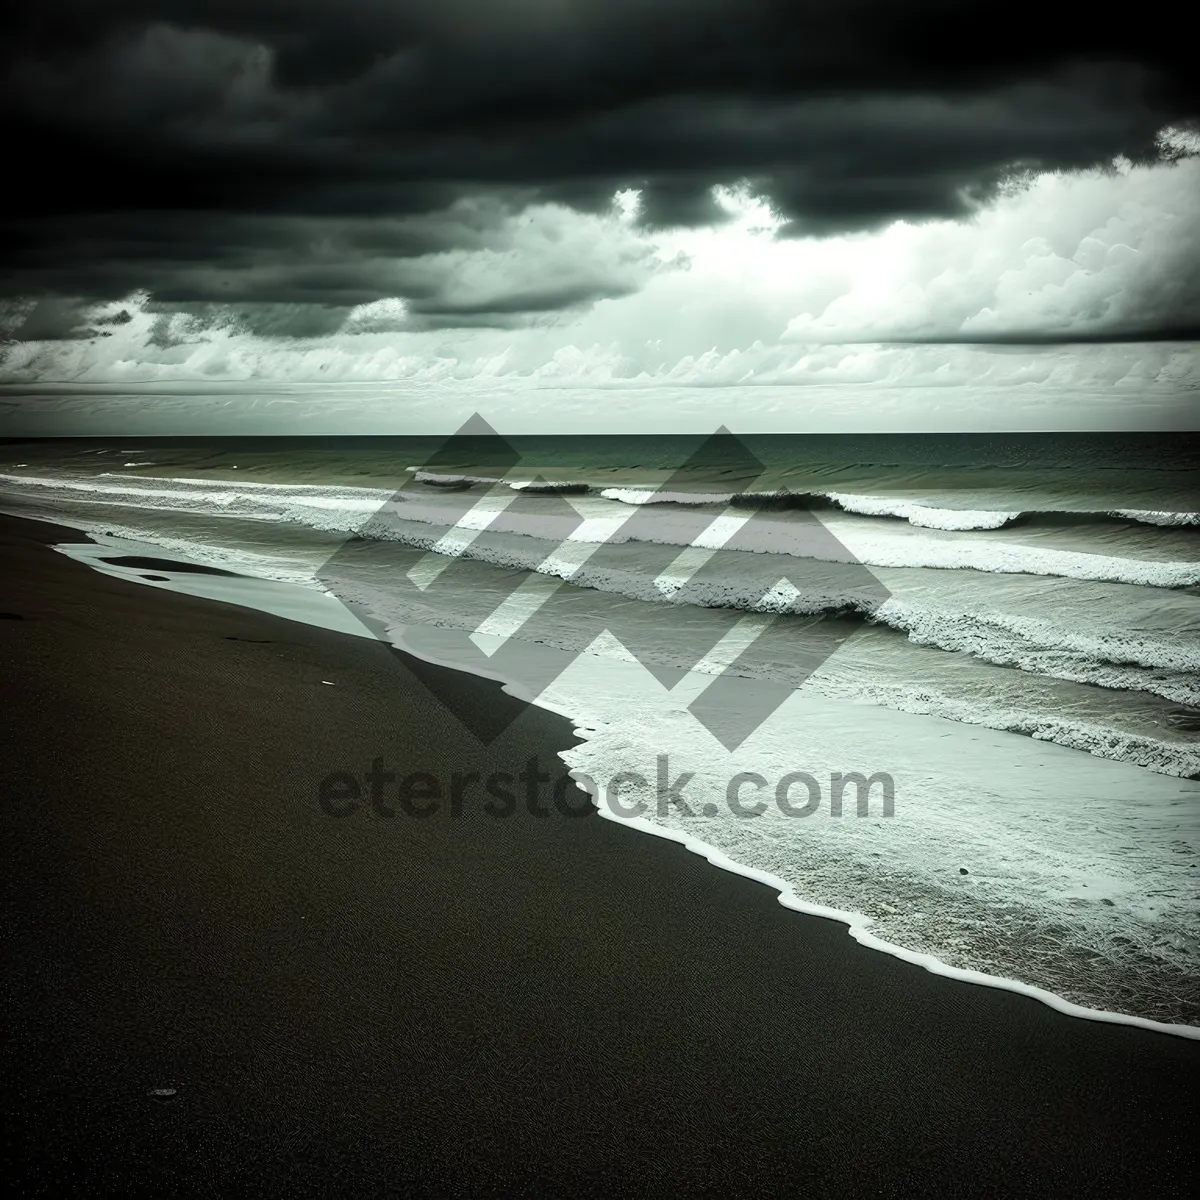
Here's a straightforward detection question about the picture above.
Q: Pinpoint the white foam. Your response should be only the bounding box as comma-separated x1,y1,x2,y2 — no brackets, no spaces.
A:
825,492,1021,530
400,632,1200,1037
598,813,1200,1041
508,479,592,493
824,518,1200,588
1110,509,1200,526
600,487,740,506
546,656,1200,1031
800,668,1200,778
0,471,387,528
876,597,1200,706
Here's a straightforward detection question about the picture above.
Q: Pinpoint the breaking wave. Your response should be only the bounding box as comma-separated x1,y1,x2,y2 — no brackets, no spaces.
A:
417,472,1198,530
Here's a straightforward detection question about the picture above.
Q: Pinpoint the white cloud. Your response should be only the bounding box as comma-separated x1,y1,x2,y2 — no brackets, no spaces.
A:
3,138,1197,399
779,154,1200,341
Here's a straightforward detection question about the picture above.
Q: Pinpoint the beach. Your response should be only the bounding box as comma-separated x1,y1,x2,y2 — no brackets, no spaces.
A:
1,510,1197,1195
3,435,1198,1023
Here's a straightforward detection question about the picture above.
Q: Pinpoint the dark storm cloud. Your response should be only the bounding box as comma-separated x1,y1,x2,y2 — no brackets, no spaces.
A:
0,1,1196,329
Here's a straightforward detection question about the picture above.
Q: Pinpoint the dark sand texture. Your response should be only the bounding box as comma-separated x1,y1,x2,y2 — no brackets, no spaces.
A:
1,514,1197,1197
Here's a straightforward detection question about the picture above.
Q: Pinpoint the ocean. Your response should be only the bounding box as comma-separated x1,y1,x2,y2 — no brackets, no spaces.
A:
1,430,1198,1032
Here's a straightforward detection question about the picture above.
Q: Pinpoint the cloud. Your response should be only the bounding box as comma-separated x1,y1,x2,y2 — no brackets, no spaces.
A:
1,2,1196,405
1,197,660,328
2,152,1197,393
778,154,1200,342
1,2,1196,293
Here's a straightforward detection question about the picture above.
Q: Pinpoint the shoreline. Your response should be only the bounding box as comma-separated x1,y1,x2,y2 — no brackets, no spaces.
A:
3,511,1199,1194
387,627,1200,1041
34,508,1200,1035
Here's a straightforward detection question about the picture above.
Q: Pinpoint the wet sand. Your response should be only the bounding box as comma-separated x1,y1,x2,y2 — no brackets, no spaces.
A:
1,513,1196,1196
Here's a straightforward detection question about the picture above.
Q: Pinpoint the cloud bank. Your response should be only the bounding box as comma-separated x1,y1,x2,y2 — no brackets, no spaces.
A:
3,150,1197,392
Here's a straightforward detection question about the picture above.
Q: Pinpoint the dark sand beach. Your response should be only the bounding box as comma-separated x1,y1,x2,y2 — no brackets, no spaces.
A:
1,512,1197,1196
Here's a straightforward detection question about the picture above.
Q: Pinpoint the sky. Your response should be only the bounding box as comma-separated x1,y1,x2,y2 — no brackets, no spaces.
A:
0,1,1197,432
